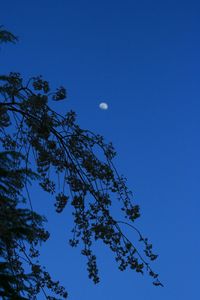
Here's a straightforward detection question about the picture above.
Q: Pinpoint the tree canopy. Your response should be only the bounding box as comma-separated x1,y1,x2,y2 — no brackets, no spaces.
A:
0,27,162,299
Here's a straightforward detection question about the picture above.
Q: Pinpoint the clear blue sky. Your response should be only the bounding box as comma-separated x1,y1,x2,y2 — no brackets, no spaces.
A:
1,0,200,299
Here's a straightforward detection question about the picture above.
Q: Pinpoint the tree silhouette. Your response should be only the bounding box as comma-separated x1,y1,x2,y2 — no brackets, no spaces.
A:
0,27,162,299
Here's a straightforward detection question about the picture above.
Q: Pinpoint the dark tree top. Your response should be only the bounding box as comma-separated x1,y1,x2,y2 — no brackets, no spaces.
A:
0,27,162,299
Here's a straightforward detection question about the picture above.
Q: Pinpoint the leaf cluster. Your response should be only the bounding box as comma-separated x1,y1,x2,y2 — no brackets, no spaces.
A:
0,151,68,299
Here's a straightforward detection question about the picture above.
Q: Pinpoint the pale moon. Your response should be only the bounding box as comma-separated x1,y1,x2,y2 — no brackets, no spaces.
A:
99,102,108,110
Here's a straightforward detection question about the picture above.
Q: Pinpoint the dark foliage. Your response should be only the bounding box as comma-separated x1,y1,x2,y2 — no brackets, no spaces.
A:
0,151,68,299
0,26,18,44
0,27,163,298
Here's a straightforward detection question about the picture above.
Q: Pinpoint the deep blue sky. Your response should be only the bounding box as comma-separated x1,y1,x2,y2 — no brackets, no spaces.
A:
1,0,200,299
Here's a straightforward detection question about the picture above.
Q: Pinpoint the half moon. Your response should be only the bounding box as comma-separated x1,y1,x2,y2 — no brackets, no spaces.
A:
99,102,108,110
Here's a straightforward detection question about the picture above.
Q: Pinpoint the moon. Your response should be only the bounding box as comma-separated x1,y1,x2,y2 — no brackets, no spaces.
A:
99,102,108,110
